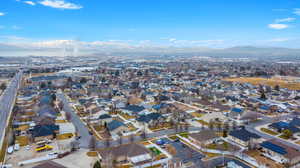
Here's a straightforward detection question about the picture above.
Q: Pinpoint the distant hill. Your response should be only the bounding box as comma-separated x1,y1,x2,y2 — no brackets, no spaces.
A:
0,42,300,60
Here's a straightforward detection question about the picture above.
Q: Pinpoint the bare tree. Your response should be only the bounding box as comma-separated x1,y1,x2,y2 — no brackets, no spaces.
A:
105,138,110,148
209,120,215,130
89,136,96,151
117,132,123,145
129,134,135,143
0,82,7,91
58,101,64,110
70,140,80,152
65,112,72,121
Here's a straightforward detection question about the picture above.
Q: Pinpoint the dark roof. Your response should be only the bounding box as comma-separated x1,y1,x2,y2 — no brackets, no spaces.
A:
261,141,287,155
32,124,59,137
136,113,162,123
229,128,260,142
260,139,300,159
231,108,243,113
107,120,125,131
123,105,145,113
269,121,300,133
98,114,111,119
39,95,53,106
32,161,67,168
30,75,66,82
290,118,300,127
38,104,57,118
259,105,270,111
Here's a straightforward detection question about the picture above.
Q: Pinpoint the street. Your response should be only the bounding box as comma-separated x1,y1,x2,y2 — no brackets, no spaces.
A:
0,71,22,150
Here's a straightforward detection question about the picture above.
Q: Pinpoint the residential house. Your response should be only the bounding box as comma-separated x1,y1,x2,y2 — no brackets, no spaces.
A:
32,124,59,142
107,120,128,135
98,143,152,167
228,128,261,147
189,130,220,146
261,139,300,165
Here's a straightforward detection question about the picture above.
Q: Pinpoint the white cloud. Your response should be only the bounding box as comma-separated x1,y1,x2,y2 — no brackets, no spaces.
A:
275,17,295,23
39,0,82,10
272,9,287,12
268,23,288,30
266,38,289,42
24,1,36,5
168,38,224,46
12,25,22,30
0,36,28,41
294,8,300,16
168,38,177,42
0,12,5,16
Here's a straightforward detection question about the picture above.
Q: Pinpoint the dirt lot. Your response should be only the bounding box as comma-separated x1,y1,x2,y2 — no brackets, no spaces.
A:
5,141,60,168
223,77,300,90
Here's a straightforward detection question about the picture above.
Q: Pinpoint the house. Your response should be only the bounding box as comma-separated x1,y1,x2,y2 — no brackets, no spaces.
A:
228,128,261,147
32,124,59,142
189,130,219,146
136,113,162,124
98,114,112,124
98,143,152,166
122,105,145,115
107,120,128,135
260,139,300,165
289,117,300,127
269,121,300,134
58,122,76,134
227,108,244,120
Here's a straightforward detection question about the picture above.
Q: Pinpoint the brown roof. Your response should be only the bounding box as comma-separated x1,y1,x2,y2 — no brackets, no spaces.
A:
98,143,150,159
32,161,67,168
189,130,218,142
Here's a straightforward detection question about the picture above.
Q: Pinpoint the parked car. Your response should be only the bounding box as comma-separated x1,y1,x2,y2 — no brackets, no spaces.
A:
14,144,20,151
7,146,14,154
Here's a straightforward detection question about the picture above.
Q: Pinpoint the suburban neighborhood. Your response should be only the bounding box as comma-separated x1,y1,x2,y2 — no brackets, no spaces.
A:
1,57,300,168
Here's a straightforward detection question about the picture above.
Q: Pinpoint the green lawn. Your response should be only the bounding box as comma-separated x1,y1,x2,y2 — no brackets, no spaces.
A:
206,141,233,151
279,134,289,140
179,132,189,138
260,128,279,136
149,147,162,156
169,135,178,141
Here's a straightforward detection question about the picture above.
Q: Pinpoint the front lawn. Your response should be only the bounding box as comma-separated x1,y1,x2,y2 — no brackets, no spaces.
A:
279,134,289,140
179,132,189,138
57,133,74,140
149,147,162,156
260,128,279,136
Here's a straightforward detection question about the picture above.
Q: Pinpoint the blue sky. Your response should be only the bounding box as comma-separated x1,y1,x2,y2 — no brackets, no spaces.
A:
1,0,300,48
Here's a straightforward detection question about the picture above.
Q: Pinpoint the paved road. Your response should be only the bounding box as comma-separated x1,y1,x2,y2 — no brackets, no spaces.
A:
204,157,251,168
245,114,300,150
58,91,300,152
95,126,202,148
56,93,92,148
57,92,203,149
0,71,22,149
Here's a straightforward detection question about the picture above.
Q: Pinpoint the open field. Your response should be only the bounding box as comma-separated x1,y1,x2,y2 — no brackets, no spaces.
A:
223,77,300,90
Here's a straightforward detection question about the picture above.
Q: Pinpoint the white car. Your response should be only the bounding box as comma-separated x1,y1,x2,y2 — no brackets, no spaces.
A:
14,144,20,151
7,146,14,154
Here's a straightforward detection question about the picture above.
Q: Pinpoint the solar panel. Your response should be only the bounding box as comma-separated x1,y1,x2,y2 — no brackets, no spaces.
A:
261,141,287,155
